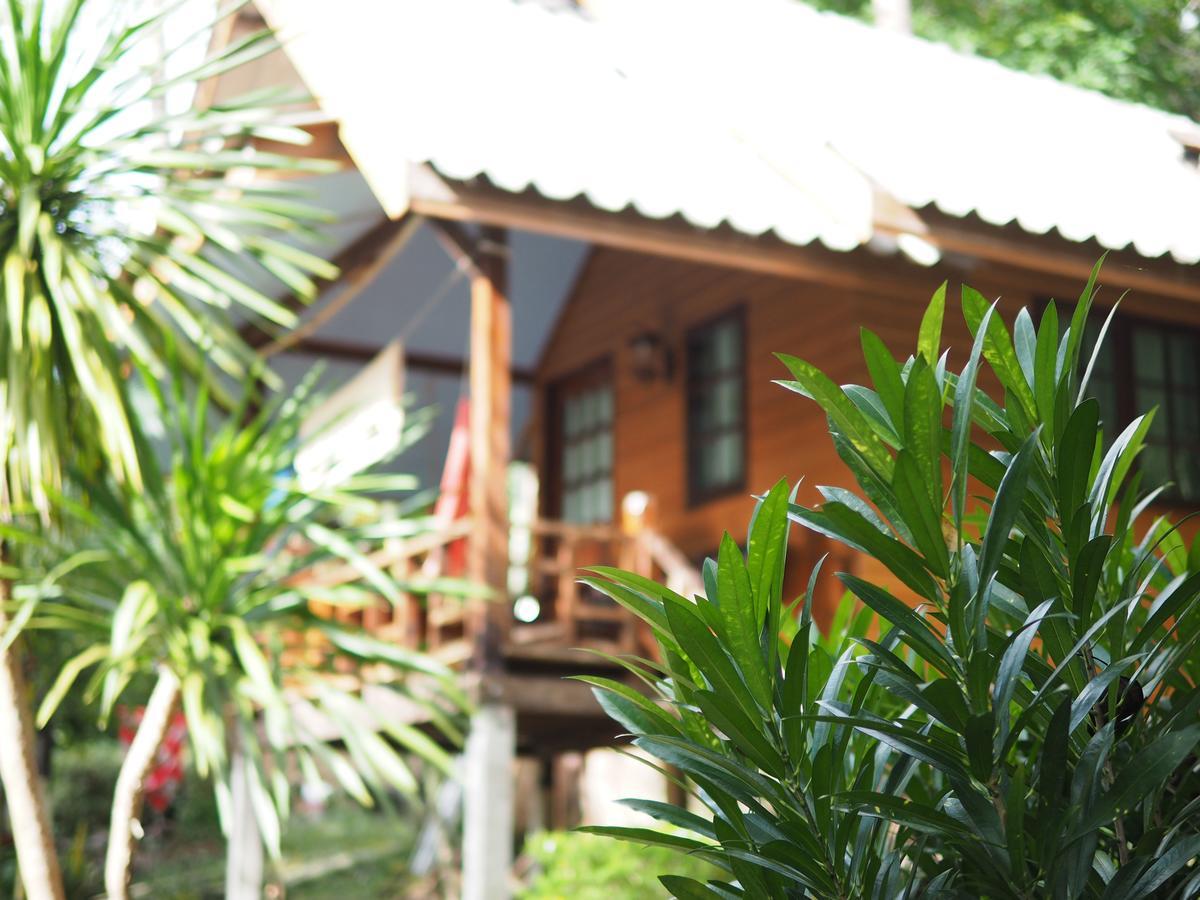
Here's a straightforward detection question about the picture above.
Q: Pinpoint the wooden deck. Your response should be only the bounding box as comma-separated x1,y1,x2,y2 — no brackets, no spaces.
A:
285,509,701,755
293,512,701,675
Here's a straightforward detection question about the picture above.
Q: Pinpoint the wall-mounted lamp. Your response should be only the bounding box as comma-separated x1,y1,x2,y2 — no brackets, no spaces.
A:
628,330,673,383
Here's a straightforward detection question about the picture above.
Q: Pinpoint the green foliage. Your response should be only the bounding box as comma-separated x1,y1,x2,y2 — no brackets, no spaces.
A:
0,1,462,892
808,0,1200,119
48,739,124,838
519,829,725,899
586,262,1200,897
41,792,417,899
47,740,122,894
14,371,468,858
0,0,335,512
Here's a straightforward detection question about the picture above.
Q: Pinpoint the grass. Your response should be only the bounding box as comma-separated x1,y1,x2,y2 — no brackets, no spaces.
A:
3,742,423,898
133,800,418,899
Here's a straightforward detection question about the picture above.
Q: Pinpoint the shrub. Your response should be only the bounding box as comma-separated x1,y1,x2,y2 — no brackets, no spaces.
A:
584,264,1200,898
48,741,123,838
519,829,724,899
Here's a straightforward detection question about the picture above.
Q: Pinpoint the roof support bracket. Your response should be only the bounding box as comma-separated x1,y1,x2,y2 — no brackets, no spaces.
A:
428,217,506,282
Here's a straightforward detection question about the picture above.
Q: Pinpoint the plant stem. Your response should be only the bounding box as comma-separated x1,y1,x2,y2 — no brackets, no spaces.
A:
0,574,65,900
1114,814,1129,866
1085,644,1129,866
104,666,180,900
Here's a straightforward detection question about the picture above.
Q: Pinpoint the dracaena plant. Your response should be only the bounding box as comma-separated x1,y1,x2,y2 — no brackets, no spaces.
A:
0,0,335,510
14,370,468,899
0,2,337,895
585,262,1200,898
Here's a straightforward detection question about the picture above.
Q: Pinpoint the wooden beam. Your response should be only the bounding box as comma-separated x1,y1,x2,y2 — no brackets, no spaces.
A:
240,213,421,351
285,336,537,383
427,219,487,281
405,163,898,293
896,212,1200,306
261,213,422,357
407,162,1200,304
468,226,512,672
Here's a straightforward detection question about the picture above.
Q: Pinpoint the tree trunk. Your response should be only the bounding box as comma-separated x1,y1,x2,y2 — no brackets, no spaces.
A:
224,744,264,900
104,666,180,900
0,578,65,900
872,0,912,33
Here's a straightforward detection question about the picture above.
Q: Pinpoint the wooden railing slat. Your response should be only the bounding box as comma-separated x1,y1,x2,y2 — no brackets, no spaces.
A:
288,498,703,669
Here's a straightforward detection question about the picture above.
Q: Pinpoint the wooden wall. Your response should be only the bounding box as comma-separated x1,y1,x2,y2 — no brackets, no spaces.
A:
533,245,1200,627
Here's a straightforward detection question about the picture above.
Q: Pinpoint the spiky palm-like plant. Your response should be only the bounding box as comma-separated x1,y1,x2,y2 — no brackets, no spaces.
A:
0,2,336,896
21,372,465,899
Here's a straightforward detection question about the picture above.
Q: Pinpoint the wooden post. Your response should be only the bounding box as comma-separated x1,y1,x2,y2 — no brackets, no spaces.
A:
462,701,516,900
461,225,516,898
550,752,584,829
556,536,578,643
468,225,512,670
620,491,656,579
393,555,418,648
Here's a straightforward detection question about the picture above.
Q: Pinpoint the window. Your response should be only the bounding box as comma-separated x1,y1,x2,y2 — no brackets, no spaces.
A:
1074,309,1200,502
1079,315,1121,443
555,366,614,524
686,308,746,504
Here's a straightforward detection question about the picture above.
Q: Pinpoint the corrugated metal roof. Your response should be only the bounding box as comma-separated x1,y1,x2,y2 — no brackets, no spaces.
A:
261,0,1200,265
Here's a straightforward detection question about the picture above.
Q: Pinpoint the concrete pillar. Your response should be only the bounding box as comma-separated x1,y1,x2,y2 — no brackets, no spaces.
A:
462,702,516,900
224,748,264,900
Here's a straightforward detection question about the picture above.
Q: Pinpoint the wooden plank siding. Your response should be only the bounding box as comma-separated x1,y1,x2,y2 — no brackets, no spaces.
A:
533,245,1200,628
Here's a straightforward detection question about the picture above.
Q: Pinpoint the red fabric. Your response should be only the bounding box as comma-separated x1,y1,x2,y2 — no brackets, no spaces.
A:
118,705,188,813
434,397,471,575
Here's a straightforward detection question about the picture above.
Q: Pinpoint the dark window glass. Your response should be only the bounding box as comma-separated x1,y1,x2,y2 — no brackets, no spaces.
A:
687,310,746,503
559,380,614,524
1080,316,1121,442
1129,320,1200,501
1066,303,1200,503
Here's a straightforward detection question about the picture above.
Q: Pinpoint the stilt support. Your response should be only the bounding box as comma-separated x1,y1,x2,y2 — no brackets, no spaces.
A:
462,702,516,900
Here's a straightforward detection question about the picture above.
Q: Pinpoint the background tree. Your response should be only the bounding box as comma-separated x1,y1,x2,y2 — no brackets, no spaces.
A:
811,0,1200,119
0,2,339,896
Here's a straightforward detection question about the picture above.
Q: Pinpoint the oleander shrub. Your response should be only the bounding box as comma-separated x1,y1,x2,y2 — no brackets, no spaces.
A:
583,263,1200,898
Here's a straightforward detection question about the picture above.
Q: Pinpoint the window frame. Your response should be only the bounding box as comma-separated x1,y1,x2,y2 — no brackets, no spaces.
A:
1039,299,1200,504
684,304,749,507
545,355,616,524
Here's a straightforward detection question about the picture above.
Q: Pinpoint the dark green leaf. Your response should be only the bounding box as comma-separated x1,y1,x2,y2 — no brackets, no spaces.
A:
1034,301,1059,435
792,502,937,600
951,303,993,529
892,451,949,578
715,534,772,709
861,328,906,430
776,353,894,478
918,282,947,364
1060,400,1099,535
965,713,992,781
658,876,724,899
962,285,1037,420
902,356,943,510
838,574,956,676
1079,726,1200,832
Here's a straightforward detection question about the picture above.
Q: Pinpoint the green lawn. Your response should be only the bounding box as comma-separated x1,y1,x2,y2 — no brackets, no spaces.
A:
133,801,417,899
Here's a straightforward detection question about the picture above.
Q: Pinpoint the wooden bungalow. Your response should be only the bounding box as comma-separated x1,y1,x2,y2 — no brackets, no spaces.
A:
205,0,1200,895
